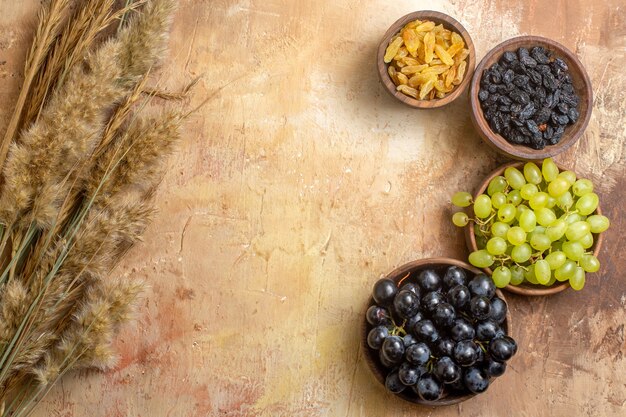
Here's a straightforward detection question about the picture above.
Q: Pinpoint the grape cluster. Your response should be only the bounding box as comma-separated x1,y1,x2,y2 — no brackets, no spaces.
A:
451,158,610,290
366,267,517,401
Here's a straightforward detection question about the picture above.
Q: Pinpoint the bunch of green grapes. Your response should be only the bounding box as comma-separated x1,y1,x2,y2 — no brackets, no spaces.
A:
451,158,610,291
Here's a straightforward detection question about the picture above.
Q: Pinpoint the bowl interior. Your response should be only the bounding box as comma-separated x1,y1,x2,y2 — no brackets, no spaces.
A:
361,258,511,405
464,161,603,296
377,11,476,108
469,36,593,160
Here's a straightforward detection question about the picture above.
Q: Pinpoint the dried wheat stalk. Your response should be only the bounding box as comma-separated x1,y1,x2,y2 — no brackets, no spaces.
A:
0,0,185,415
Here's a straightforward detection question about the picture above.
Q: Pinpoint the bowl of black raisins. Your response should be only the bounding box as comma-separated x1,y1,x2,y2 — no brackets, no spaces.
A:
362,258,516,405
469,36,592,161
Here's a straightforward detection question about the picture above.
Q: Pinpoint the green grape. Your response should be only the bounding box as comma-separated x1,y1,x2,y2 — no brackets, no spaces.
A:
530,233,551,251
452,212,469,227
520,183,538,200
469,250,495,268
492,266,511,288
486,237,507,255
523,162,542,185
487,176,508,196
556,191,574,210
506,190,522,206
491,222,510,238
474,194,492,219
511,243,532,263
558,170,577,185
570,267,586,291
542,158,559,182
565,221,591,241
563,212,583,225
524,264,538,284
547,177,570,197
518,209,537,232
534,260,551,285
575,193,599,216
510,265,525,285
452,191,473,207
546,219,567,241
507,226,527,246
555,260,576,281
491,192,507,209
497,204,516,223
579,233,594,249
515,204,530,221
562,241,584,261
536,207,557,227
586,215,610,233
504,167,526,190
580,254,600,273
572,178,593,196
545,251,567,270
546,195,557,209
529,192,549,210
547,274,557,286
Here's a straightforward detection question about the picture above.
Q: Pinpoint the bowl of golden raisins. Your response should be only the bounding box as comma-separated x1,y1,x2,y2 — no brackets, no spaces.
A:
377,11,476,109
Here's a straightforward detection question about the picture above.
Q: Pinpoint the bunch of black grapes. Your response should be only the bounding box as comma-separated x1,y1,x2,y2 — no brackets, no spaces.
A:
366,266,517,401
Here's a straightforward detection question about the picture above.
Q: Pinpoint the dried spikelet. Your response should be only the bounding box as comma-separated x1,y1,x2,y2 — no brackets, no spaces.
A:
0,0,177,229
87,110,182,201
0,281,30,343
41,277,143,375
0,0,70,168
117,0,176,78
22,0,117,125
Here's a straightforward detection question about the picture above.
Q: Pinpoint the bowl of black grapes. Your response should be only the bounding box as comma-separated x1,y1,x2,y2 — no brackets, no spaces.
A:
362,258,517,405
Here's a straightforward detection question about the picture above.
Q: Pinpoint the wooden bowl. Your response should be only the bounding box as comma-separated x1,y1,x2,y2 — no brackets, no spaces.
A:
377,11,476,108
361,257,512,406
469,36,593,160
465,161,604,296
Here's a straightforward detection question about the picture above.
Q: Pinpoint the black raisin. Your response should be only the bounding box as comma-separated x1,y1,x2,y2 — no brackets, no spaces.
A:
551,113,570,125
518,47,530,60
498,95,513,106
519,102,535,120
513,75,529,87
488,84,498,93
526,119,540,134
530,47,550,64
536,64,551,75
503,69,515,83
557,103,569,114
561,93,578,107
568,108,579,123
534,107,552,124
554,58,568,71
510,89,530,105
502,51,517,63
521,56,538,67
543,73,558,90
478,90,489,102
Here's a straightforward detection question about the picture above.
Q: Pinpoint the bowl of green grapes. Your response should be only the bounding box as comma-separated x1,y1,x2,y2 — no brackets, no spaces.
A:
450,158,609,296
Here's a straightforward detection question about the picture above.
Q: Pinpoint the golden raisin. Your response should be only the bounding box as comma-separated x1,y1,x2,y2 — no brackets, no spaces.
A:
384,19,469,100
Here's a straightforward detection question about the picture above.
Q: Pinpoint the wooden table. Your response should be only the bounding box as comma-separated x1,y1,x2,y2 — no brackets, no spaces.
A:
0,0,624,416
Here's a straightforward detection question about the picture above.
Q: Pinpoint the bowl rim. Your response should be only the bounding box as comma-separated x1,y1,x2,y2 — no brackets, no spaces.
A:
377,10,476,109
464,161,604,296
468,35,593,161
361,257,512,406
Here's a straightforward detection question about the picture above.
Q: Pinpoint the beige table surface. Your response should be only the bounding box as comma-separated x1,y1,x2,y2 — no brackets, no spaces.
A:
0,0,625,416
